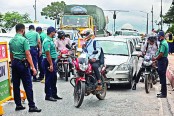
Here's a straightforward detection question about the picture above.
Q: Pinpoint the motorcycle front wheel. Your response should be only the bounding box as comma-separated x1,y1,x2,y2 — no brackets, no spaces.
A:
74,81,85,108
145,74,150,93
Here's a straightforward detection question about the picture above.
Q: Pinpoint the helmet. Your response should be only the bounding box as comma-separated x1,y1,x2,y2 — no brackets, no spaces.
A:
57,31,65,39
81,28,94,38
147,36,157,42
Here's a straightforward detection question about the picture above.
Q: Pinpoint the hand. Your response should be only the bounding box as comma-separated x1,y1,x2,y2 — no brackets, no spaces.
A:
48,65,53,72
142,52,146,55
32,68,37,76
91,58,96,62
39,51,42,57
152,57,156,61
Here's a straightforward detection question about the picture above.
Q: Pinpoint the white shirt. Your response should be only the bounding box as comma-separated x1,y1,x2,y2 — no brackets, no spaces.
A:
141,40,159,56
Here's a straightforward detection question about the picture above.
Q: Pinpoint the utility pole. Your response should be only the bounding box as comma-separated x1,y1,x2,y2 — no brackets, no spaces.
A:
161,0,163,30
151,5,154,30
33,0,37,22
104,10,129,33
147,13,149,34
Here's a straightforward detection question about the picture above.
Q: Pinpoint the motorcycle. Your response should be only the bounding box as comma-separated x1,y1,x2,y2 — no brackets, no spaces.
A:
140,55,158,93
57,49,71,81
68,46,107,108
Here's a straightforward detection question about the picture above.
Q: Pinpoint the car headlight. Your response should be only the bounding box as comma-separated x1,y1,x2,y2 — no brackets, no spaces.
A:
79,63,88,71
143,61,152,66
117,63,130,71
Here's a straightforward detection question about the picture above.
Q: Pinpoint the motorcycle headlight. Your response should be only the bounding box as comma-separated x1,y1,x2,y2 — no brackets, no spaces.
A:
79,63,88,71
117,63,129,71
62,54,68,58
143,61,152,66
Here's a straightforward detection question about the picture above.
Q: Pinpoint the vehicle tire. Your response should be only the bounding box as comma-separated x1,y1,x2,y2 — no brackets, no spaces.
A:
64,64,69,81
74,81,85,108
145,74,150,93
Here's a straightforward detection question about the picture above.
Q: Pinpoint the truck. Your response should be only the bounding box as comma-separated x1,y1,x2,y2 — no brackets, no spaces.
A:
60,5,107,37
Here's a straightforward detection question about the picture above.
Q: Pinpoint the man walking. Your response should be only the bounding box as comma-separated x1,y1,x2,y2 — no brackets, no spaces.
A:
36,27,46,81
152,30,169,98
25,25,42,82
9,23,41,112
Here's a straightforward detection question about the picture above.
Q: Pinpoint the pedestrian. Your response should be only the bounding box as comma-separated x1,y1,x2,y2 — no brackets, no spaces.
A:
36,27,46,81
152,30,169,98
9,23,41,112
25,25,42,82
42,26,62,101
167,32,173,54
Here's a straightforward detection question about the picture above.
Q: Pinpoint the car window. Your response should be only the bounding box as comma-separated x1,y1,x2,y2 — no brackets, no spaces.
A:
130,41,134,54
97,40,128,55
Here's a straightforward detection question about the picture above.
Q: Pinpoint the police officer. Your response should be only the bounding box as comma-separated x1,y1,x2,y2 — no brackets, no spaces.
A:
152,30,169,98
36,27,46,80
42,26,62,101
9,23,41,112
25,25,42,82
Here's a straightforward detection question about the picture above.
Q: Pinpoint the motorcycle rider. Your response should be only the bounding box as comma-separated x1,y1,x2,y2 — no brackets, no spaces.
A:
132,35,159,90
82,29,102,90
55,31,71,51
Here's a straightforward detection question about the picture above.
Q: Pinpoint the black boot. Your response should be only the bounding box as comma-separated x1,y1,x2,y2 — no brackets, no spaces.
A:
132,83,136,90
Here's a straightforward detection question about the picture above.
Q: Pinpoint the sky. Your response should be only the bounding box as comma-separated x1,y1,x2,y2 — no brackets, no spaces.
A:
0,0,173,34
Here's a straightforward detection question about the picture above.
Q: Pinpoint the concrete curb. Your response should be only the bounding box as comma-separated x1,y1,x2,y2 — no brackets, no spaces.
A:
166,68,174,115
167,68,174,89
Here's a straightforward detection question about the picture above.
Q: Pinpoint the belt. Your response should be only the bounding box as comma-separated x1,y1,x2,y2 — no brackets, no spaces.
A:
30,46,38,48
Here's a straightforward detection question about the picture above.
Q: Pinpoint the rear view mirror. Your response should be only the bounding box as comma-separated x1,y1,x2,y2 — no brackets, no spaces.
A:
66,44,71,49
72,42,76,46
93,50,98,54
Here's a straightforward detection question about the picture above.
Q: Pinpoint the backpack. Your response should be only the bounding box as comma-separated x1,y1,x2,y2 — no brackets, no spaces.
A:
93,40,104,65
145,41,158,52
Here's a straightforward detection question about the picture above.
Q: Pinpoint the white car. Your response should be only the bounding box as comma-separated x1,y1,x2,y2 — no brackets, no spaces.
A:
96,36,138,89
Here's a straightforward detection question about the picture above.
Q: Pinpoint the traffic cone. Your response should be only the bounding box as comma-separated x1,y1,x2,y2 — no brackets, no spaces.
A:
0,105,4,115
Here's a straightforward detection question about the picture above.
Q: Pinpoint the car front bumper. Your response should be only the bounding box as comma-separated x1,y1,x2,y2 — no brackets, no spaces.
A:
106,70,131,84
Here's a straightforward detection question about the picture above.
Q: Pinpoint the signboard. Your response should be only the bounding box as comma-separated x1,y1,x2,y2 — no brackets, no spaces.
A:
0,42,11,106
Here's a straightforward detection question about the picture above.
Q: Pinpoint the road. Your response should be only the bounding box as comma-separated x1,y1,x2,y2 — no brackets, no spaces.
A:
2,59,173,116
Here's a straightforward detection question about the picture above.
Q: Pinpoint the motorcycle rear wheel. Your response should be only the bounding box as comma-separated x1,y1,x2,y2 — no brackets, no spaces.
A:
64,64,69,81
74,81,85,108
145,74,150,93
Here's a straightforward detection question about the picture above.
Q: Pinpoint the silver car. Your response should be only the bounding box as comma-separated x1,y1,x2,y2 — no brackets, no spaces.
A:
96,36,138,89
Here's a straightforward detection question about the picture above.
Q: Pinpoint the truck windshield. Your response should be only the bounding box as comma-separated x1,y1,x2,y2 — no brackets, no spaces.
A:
62,15,89,27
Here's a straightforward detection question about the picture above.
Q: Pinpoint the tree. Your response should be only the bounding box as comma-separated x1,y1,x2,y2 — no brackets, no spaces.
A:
0,13,3,27
163,4,174,24
41,1,66,21
3,12,32,29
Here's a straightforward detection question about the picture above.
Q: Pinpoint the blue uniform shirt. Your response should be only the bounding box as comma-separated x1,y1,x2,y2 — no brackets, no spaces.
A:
84,39,101,60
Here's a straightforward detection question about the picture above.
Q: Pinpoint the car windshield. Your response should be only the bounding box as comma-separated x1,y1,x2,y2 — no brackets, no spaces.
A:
62,15,89,27
122,31,136,36
97,40,129,56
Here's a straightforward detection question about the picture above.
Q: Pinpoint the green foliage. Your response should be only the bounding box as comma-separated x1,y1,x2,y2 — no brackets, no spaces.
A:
41,1,66,20
3,12,32,29
0,13,3,27
166,24,174,34
163,5,174,24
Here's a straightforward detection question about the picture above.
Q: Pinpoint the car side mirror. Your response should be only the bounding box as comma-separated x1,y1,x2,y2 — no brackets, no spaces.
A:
66,44,71,49
93,50,98,54
72,42,76,46
135,45,141,51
